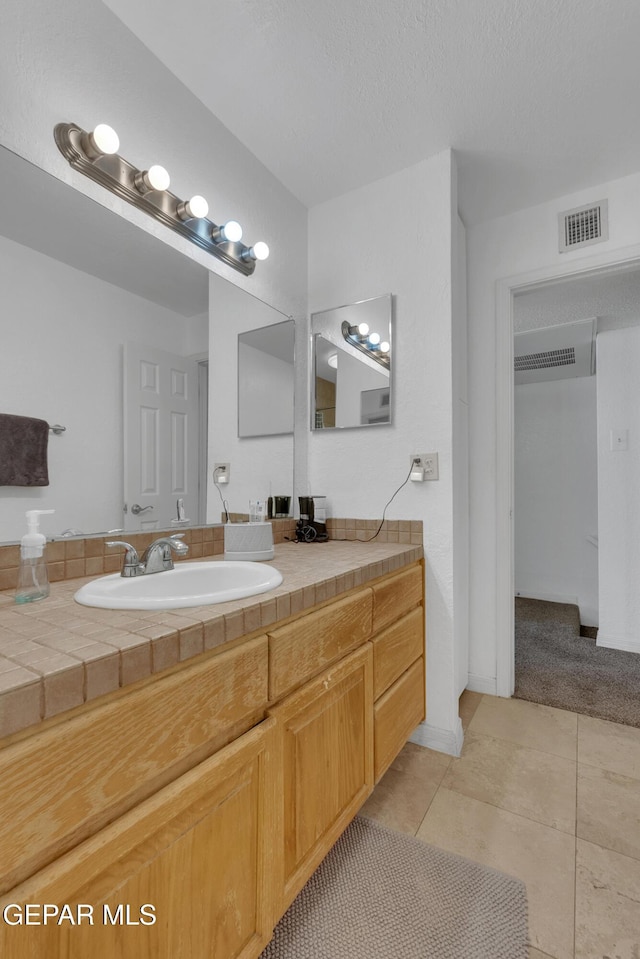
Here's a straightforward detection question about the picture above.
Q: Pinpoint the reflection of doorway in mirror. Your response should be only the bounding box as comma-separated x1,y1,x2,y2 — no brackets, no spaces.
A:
123,343,200,532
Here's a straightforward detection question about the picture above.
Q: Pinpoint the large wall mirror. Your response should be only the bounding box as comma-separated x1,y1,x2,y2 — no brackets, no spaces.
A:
238,319,295,437
0,143,294,542
311,294,392,429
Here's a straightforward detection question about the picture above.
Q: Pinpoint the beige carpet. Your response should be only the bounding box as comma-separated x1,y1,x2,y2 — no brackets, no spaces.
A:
260,816,528,959
515,597,640,727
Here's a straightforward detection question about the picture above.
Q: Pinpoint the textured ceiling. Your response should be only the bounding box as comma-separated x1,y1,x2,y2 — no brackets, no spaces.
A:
102,0,640,224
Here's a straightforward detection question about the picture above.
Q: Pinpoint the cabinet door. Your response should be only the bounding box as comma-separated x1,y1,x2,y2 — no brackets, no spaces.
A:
268,644,373,912
0,718,280,959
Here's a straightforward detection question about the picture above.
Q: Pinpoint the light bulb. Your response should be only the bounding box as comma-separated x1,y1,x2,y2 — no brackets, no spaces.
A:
135,165,171,193
222,220,243,242
91,124,119,155
186,195,208,218
146,165,170,191
368,332,381,346
380,341,390,353
177,195,209,220
242,241,270,262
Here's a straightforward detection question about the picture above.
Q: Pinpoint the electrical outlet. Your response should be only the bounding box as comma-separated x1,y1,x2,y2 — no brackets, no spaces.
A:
409,453,439,480
213,462,230,484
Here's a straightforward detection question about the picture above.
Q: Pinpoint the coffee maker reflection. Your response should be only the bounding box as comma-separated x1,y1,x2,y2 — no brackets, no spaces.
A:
296,496,328,542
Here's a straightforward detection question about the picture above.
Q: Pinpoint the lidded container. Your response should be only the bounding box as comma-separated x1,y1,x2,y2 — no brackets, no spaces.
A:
15,509,55,604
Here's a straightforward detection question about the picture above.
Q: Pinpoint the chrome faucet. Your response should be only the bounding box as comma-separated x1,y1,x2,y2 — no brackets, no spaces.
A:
107,534,189,577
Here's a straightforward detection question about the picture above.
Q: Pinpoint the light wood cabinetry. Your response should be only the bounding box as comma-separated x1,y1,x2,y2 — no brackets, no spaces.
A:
0,562,424,959
0,719,280,959
268,644,373,912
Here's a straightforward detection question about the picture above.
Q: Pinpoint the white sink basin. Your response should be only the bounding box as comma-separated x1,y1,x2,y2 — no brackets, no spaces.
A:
74,561,283,610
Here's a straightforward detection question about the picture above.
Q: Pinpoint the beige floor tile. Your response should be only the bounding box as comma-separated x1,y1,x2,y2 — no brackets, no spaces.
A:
389,741,452,782
528,950,556,959
360,743,450,835
577,763,640,862
575,838,640,959
578,714,640,780
417,789,576,959
459,689,483,730
441,730,577,834
469,695,578,761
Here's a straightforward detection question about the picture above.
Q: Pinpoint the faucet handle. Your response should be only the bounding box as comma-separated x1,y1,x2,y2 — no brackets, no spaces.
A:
106,540,140,567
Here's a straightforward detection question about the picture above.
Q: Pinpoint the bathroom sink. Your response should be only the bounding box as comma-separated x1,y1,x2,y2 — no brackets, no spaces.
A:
74,561,283,610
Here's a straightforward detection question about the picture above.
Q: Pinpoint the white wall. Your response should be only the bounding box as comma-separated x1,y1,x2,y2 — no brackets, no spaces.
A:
238,344,294,438
0,234,194,541
596,326,640,653
208,276,294,521
0,0,307,319
308,151,466,754
336,353,389,427
514,376,598,625
467,168,640,692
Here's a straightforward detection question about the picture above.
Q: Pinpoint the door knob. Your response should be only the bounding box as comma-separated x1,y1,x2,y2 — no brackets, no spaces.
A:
131,503,154,515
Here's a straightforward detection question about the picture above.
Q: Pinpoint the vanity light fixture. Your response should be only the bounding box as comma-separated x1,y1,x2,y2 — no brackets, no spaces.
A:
54,121,269,276
327,352,338,369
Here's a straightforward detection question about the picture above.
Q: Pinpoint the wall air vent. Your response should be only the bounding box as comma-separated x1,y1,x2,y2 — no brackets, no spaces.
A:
514,317,596,385
514,347,575,371
558,200,608,253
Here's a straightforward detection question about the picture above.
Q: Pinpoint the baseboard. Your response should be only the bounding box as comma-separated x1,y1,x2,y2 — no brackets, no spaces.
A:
410,717,464,757
597,633,640,655
516,590,579,606
466,673,497,696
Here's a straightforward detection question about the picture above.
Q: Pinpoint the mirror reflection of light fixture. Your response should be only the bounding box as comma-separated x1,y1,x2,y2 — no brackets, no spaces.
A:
54,121,269,276
341,320,390,369
327,352,338,369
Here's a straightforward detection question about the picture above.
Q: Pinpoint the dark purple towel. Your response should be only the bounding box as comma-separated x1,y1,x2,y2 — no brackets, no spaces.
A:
0,414,49,486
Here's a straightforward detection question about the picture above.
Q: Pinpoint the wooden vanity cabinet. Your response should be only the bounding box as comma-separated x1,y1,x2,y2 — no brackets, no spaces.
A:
0,718,280,959
268,643,373,913
0,561,425,959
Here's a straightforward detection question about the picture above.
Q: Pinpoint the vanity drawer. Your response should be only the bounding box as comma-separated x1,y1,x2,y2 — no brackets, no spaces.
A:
371,606,423,700
371,563,423,633
373,657,425,782
268,589,372,701
0,635,269,895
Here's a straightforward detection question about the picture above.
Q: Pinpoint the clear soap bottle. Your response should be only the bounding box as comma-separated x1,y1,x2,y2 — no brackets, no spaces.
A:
15,509,55,604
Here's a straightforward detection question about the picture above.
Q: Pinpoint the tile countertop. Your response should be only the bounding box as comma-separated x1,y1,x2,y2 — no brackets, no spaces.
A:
0,540,423,740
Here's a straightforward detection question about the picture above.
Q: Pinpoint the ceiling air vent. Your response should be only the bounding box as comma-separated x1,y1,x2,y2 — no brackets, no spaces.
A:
558,200,608,253
514,347,575,372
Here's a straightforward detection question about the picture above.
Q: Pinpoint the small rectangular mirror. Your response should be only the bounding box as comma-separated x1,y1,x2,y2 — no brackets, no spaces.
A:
238,318,295,437
311,294,392,429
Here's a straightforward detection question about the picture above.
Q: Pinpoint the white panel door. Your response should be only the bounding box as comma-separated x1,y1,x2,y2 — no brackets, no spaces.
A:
124,343,199,532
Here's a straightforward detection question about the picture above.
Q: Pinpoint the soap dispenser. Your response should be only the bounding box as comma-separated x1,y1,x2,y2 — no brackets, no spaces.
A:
15,509,55,604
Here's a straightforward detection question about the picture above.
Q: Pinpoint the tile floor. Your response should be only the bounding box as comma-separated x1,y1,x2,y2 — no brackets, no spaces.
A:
360,691,640,959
